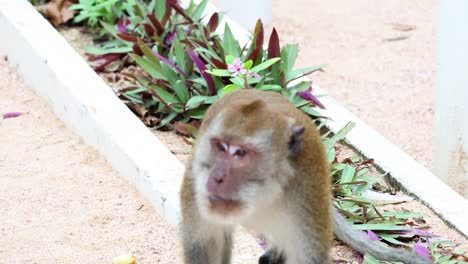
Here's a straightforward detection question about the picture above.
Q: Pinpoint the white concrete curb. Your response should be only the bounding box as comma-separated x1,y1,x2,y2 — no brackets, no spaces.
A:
1,0,466,243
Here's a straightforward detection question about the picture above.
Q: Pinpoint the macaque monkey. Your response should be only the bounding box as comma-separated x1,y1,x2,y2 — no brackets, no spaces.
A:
180,89,432,264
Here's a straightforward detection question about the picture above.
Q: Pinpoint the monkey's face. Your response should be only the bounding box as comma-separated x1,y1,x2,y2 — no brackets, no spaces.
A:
192,112,296,224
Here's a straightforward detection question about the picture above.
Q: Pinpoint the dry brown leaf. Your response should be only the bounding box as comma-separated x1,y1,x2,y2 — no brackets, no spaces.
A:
45,0,76,26
142,115,160,127
383,36,410,42
392,23,416,32
126,103,149,118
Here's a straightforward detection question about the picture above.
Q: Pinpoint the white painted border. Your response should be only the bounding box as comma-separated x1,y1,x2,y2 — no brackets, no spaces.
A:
1,0,466,239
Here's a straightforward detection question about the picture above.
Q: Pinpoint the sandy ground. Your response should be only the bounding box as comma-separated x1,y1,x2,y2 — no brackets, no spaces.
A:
267,0,436,169
0,60,261,263
0,59,178,263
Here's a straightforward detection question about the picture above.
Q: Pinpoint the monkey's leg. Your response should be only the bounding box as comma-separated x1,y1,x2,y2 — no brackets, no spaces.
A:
258,247,285,264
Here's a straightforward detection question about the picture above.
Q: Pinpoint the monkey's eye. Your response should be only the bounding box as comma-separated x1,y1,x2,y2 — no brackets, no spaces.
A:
216,141,228,152
234,148,247,157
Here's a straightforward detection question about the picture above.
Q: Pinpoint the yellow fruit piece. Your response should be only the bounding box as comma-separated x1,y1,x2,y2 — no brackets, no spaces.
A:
112,254,135,264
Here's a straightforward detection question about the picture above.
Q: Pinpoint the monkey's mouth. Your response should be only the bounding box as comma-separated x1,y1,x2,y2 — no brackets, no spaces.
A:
207,195,243,213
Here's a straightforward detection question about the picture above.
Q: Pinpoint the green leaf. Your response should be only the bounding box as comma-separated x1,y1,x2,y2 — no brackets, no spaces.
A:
100,21,119,36
229,76,244,86
251,57,281,73
155,0,166,20
83,45,132,55
130,54,164,79
173,79,190,102
154,112,178,129
323,122,356,150
149,84,180,105
340,165,356,186
257,84,282,91
138,39,162,69
223,24,241,57
244,60,253,70
377,233,409,246
326,145,336,164
173,38,186,73
206,69,232,77
287,64,326,82
186,95,219,109
353,223,409,231
281,44,298,77
225,55,235,64
191,0,208,20
300,105,321,117
219,84,242,96
288,80,311,91
186,107,207,119
380,212,424,219
363,254,382,264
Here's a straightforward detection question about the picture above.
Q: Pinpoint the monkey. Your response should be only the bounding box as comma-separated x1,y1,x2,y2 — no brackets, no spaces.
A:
179,89,433,264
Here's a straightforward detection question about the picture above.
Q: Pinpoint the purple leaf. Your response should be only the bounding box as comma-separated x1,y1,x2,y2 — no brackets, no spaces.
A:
268,28,280,59
2,112,23,119
117,33,138,43
147,14,164,34
406,228,439,238
132,44,143,56
207,13,219,32
168,0,193,23
143,23,155,37
247,19,264,63
90,53,123,72
414,239,432,260
210,57,227,69
151,51,188,78
355,252,364,264
164,31,177,46
363,230,380,241
297,87,326,109
117,16,130,33
185,48,216,95
161,2,172,27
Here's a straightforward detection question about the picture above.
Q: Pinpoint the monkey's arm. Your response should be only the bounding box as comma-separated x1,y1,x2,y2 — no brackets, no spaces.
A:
333,208,433,264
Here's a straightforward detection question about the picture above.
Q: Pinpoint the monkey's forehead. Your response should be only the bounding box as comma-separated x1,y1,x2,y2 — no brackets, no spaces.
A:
202,112,289,149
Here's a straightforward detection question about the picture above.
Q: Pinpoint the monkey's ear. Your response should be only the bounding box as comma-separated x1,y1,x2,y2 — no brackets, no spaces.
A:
288,125,305,155
240,100,266,115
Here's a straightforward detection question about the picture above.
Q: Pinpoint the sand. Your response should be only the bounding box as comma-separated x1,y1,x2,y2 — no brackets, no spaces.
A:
267,0,436,169
0,59,181,263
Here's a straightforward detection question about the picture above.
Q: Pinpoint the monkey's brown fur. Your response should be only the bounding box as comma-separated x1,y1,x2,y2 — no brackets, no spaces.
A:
180,89,433,264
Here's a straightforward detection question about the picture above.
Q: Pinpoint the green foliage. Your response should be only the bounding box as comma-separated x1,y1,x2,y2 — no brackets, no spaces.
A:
71,0,137,28
78,0,326,132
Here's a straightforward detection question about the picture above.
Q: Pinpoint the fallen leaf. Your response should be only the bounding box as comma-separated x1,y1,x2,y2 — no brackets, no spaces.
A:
2,112,24,119
383,36,410,42
392,23,416,32
126,103,148,118
45,0,76,27
142,115,159,127
414,239,432,260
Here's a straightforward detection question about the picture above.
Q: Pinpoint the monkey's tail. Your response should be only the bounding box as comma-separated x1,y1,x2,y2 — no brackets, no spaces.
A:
333,208,434,264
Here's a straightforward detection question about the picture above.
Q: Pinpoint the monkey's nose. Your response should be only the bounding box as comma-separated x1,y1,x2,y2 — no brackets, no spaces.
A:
213,177,224,184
